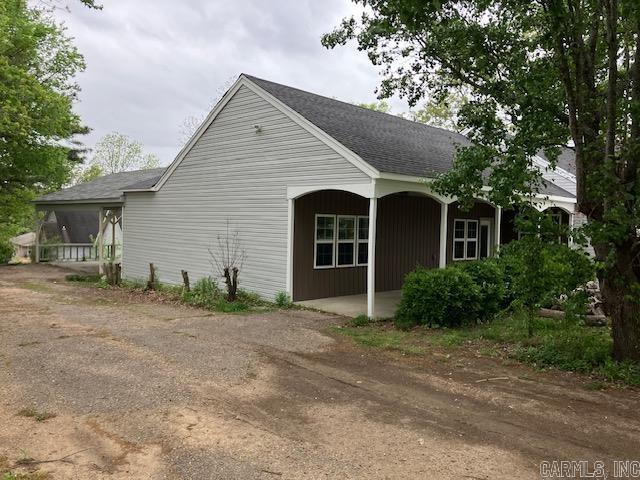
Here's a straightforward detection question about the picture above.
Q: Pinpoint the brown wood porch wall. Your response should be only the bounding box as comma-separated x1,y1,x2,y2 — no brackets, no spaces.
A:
292,190,441,301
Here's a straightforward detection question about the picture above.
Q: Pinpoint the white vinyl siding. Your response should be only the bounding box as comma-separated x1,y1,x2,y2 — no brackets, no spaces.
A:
122,85,370,298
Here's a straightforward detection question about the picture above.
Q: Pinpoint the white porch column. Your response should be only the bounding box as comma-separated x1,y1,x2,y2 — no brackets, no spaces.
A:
494,206,502,251
286,198,295,298
568,212,575,248
439,202,448,268
367,197,378,318
97,208,104,275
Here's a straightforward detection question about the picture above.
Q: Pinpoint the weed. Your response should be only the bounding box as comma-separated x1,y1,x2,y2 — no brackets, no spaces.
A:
584,381,607,391
17,408,56,422
64,274,101,283
274,291,292,308
350,314,373,327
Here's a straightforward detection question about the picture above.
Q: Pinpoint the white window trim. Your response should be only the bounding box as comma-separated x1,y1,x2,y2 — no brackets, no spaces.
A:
314,214,336,269
479,218,492,259
452,219,479,261
314,214,370,270
356,215,369,266
336,215,357,267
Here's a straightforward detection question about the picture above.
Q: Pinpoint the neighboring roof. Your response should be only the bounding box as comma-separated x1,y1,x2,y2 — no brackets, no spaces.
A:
539,147,576,176
10,232,35,247
35,168,166,204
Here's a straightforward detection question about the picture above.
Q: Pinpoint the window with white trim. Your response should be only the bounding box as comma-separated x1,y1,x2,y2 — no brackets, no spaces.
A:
314,214,369,269
314,215,335,268
453,219,478,261
337,216,356,266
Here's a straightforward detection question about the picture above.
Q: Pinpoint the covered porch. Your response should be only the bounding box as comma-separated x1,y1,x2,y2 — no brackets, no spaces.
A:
287,178,576,318
33,202,123,274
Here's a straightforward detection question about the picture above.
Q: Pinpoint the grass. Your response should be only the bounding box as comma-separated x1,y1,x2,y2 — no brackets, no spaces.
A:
17,408,56,422
0,453,49,480
65,274,272,314
335,313,640,387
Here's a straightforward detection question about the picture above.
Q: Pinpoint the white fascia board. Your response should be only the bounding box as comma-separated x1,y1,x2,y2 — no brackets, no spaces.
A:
533,155,576,182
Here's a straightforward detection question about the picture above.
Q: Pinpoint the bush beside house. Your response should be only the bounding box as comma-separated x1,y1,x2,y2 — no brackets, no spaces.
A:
396,239,594,331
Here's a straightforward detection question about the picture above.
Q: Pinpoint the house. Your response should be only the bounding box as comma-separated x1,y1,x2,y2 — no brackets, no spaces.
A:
10,232,36,260
112,74,577,317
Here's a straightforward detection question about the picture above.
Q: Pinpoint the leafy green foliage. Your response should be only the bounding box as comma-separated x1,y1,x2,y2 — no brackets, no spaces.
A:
497,238,594,334
0,0,91,246
455,259,505,321
355,100,391,113
322,0,640,361
82,132,159,176
0,238,13,264
182,276,221,308
274,291,292,308
396,267,481,329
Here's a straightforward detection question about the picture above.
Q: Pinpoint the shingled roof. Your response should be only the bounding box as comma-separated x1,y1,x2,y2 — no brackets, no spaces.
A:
245,75,574,198
35,168,166,204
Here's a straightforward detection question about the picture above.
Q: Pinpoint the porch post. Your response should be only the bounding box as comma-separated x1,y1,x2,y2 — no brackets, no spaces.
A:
439,202,448,268
97,207,104,275
568,212,575,248
494,206,502,251
34,215,40,263
367,197,378,318
286,198,295,298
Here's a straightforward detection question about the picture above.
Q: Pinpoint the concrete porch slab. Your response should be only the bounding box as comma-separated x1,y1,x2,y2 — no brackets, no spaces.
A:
296,290,401,318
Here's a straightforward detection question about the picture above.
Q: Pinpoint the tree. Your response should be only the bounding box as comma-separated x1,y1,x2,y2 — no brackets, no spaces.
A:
0,0,92,256
410,91,468,132
356,100,392,113
178,76,236,146
323,0,640,361
87,132,159,174
71,163,103,184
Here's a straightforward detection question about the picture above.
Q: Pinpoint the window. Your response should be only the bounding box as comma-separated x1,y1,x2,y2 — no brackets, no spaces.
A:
357,216,369,265
453,219,478,261
337,216,356,266
314,214,369,269
315,215,335,268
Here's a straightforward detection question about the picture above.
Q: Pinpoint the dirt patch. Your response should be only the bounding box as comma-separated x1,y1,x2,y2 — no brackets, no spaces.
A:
0,264,639,479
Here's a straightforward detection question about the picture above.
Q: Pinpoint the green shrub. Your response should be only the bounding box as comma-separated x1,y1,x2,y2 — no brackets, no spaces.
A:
183,276,221,308
274,291,292,308
351,314,373,326
0,237,13,264
455,259,505,321
395,267,481,329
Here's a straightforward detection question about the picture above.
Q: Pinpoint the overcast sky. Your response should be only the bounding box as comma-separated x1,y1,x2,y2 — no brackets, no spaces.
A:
52,0,409,165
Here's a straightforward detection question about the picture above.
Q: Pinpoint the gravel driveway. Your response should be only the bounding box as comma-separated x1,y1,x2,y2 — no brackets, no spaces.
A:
0,264,638,479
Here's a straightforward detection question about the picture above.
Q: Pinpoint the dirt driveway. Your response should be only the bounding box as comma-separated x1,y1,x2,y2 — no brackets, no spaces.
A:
0,265,638,479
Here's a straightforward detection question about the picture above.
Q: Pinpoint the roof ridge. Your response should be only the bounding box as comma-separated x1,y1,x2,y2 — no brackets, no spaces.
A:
242,73,467,139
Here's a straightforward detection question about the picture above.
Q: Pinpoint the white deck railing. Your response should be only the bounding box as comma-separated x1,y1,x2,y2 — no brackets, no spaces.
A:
38,244,122,263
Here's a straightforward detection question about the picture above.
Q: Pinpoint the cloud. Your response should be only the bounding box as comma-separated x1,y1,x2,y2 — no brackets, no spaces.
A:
53,0,409,165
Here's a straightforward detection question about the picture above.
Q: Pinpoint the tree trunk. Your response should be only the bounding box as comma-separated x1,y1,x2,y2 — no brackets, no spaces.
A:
597,247,640,362
223,267,238,301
